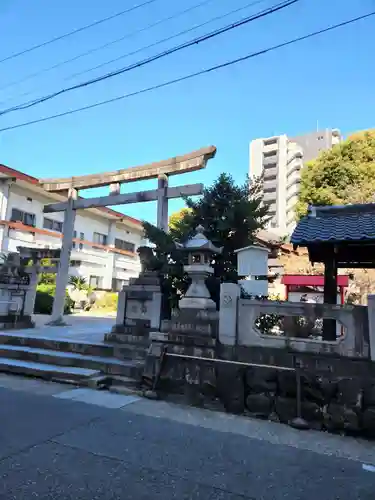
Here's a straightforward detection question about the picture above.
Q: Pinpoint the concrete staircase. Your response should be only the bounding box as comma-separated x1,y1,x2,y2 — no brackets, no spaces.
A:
0,331,149,390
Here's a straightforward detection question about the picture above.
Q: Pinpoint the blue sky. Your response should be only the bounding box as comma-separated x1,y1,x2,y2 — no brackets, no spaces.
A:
0,0,374,224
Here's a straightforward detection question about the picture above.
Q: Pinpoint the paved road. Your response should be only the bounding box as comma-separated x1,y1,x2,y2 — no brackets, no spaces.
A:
0,378,374,499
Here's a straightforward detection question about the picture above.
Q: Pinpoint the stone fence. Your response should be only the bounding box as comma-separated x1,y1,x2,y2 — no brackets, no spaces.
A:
219,283,374,360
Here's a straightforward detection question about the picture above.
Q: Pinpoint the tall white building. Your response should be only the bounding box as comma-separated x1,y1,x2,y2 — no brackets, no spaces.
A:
249,129,341,236
0,163,144,291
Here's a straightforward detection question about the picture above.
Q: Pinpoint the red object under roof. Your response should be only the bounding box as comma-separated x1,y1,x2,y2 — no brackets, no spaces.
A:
281,274,349,287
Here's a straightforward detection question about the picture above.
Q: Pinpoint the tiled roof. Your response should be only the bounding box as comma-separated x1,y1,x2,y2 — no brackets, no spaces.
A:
291,204,375,245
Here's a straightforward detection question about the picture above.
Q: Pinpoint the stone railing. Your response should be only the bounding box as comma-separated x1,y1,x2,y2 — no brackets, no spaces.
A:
219,283,371,359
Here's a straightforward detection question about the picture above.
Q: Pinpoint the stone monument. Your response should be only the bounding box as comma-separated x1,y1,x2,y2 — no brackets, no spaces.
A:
107,246,162,342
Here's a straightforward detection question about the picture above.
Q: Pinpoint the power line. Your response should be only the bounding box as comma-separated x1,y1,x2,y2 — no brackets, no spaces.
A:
0,0,218,93
0,0,159,65
0,0,299,117
0,10,372,133
65,0,270,82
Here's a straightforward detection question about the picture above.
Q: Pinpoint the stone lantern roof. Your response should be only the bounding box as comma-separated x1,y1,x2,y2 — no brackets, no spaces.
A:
181,225,223,254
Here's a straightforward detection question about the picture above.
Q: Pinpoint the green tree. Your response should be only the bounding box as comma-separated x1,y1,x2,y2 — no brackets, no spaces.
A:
168,208,192,231
295,130,375,219
142,173,269,314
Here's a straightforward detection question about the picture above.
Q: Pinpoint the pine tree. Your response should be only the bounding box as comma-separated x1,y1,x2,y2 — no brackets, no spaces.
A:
141,173,269,314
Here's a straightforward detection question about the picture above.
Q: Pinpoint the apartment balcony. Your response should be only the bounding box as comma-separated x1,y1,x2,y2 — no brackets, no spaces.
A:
263,166,278,179
263,155,278,167
263,191,277,204
262,139,279,154
263,178,278,191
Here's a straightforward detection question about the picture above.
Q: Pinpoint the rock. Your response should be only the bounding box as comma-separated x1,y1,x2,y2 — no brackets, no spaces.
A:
277,372,297,397
362,408,375,437
217,365,245,414
246,367,277,393
245,393,273,418
300,401,323,429
318,377,338,403
363,383,375,408
268,411,280,423
184,383,204,407
336,378,362,409
144,389,159,400
275,396,297,424
323,403,360,433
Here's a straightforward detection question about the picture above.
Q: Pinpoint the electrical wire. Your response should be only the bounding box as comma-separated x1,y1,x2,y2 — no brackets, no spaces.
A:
0,0,299,117
0,0,219,93
64,0,270,82
0,10,372,133
0,0,159,65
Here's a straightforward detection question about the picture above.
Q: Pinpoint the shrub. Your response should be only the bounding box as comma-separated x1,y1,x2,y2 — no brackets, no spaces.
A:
92,292,118,312
34,283,73,315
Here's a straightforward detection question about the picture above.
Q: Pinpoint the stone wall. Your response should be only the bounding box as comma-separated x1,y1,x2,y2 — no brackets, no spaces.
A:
219,362,375,438
147,339,375,438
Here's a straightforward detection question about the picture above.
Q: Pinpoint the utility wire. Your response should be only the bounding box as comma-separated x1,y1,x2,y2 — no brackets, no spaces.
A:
0,0,218,92
0,0,299,117
0,10,372,133
0,0,159,65
65,0,270,82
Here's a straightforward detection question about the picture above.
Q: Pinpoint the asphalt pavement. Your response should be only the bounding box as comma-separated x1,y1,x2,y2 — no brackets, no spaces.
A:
0,375,374,499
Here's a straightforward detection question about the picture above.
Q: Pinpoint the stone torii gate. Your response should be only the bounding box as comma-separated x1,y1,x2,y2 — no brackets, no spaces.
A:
40,146,216,325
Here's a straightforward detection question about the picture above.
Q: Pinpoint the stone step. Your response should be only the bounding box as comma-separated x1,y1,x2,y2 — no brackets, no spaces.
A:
105,332,150,347
0,332,114,358
108,375,143,397
0,357,100,384
111,343,147,361
0,344,144,378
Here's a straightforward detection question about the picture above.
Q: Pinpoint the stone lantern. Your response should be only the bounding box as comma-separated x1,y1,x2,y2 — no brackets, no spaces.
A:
179,225,222,310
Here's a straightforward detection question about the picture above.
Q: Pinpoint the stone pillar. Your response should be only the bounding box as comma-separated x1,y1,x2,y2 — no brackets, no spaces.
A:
23,266,39,316
157,175,168,232
219,283,240,346
368,294,375,362
115,287,127,327
48,189,77,326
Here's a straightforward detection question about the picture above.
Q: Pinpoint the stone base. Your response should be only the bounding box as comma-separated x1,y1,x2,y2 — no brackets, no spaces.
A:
0,315,35,330
45,316,70,327
167,308,219,338
178,297,216,310
129,271,160,287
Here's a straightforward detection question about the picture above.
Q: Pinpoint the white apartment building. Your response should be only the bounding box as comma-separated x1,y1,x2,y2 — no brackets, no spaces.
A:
249,129,341,236
0,163,143,291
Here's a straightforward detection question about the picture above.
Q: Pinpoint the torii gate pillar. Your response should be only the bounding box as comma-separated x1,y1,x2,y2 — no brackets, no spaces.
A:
157,175,169,232
47,188,77,326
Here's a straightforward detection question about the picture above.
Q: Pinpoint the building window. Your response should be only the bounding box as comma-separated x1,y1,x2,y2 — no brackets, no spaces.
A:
263,187,276,194
264,174,277,181
263,138,277,146
43,217,63,232
93,232,107,246
263,151,277,159
10,208,36,227
89,275,102,289
263,162,277,170
115,238,135,253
